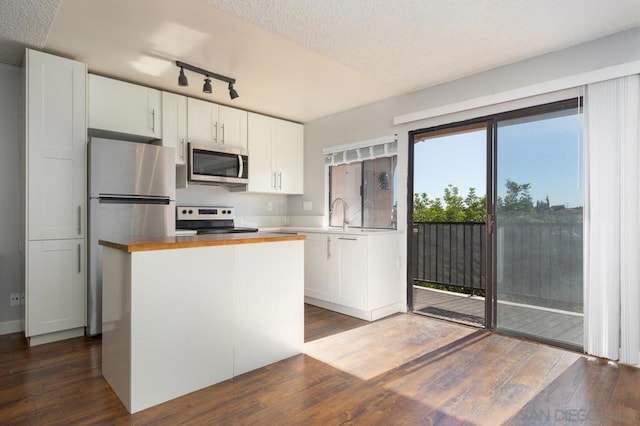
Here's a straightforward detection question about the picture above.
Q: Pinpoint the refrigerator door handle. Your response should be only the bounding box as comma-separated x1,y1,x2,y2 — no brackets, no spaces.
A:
77,243,81,273
98,195,171,205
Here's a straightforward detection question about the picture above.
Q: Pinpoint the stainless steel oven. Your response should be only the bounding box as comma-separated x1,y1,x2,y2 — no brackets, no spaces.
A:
188,143,249,186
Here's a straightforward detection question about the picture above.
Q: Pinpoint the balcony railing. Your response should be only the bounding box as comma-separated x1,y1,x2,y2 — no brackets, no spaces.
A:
412,221,583,309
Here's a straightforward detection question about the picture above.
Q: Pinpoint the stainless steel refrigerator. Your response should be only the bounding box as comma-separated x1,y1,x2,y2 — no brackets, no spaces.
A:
88,137,175,336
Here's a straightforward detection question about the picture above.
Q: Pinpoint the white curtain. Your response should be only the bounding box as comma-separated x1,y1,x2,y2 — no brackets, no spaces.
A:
584,75,640,364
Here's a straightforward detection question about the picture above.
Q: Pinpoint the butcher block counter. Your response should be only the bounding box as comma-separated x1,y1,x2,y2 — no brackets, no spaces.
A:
99,232,305,413
99,232,305,252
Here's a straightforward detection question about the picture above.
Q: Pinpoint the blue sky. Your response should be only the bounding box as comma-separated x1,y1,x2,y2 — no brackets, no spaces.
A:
413,113,583,208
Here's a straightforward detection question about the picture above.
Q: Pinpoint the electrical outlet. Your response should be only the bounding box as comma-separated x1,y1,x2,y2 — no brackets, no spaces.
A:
267,201,273,212
9,293,20,307
20,292,25,305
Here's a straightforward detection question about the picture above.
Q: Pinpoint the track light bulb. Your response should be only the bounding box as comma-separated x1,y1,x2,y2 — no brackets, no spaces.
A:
203,78,212,94
228,83,239,100
178,67,188,86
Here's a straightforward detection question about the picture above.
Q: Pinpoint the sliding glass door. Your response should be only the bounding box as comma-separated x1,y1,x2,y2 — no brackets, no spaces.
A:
494,103,583,347
409,99,584,349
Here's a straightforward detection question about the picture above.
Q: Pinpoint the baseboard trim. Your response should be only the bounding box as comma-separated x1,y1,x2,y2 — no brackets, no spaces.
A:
0,320,24,335
305,297,403,321
27,327,84,346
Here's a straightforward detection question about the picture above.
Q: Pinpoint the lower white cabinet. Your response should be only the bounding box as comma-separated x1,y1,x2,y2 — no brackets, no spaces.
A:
303,232,403,321
26,239,86,343
234,242,304,376
102,239,304,413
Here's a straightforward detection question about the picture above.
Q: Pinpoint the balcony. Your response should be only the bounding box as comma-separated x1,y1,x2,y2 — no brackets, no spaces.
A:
412,221,583,347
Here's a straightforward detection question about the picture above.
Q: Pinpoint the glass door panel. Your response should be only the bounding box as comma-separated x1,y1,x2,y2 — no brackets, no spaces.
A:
412,124,487,327
495,107,583,347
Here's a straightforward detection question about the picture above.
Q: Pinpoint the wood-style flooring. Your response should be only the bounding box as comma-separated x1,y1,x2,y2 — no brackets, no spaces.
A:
1,304,638,425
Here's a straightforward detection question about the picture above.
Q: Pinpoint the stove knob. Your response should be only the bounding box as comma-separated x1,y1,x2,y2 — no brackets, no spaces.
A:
188,209,193,214
182,209,187,214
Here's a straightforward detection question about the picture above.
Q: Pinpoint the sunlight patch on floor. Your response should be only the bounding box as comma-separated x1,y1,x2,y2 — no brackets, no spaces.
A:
303,314,477,381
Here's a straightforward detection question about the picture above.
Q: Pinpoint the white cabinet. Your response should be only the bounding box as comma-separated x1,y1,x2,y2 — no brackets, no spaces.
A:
234,241,304,375
27,240,85,337
304,233,332,300
247,112,304,194
89,74,161,140
303,232,403,321
187,98,247,149
335,236,368,310
24,49,87,345
26,49,86,241
161,92,187,165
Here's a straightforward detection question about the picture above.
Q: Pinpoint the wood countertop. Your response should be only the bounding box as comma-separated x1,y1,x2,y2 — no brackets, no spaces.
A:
99,232,305,253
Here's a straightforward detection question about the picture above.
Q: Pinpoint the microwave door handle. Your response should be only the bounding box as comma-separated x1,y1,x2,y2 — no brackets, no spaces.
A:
238,155,243,178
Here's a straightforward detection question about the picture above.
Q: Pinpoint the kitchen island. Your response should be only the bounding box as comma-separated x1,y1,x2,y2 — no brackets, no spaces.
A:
100,232,305,413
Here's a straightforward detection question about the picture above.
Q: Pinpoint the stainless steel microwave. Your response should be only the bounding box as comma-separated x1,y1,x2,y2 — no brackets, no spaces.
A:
188,143,249,186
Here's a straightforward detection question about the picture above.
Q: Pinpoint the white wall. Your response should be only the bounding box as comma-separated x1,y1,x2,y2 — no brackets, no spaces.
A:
0,63,21,328
291,27,640,226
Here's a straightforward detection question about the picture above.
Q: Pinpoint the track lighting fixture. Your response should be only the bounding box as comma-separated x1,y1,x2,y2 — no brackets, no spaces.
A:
228,82,239,100
178,67,188,86
175,60,239,100
203,78,212,94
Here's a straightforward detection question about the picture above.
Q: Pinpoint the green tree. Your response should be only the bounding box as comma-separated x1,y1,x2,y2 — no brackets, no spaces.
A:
499,179,533,212
413,185,486,223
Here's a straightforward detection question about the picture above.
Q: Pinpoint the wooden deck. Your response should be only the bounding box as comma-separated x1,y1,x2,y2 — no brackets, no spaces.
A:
413,286,584,347
3,305,635,424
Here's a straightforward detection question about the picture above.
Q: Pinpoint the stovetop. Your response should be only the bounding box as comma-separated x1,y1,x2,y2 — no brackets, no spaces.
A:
175,206,258,235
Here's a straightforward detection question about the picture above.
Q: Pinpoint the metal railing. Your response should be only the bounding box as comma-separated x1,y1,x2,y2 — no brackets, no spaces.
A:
412,221,583,307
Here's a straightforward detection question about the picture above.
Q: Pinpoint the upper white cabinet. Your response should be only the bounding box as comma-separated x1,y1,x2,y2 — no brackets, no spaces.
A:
26,49,86,240
187,98,247,149
161,92,187,165
247,112,304,195
302,232,403,321
89,74,161,140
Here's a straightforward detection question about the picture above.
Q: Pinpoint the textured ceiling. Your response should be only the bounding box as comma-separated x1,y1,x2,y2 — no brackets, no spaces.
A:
206,0,640,92
1,0,639,122
0,0,61,65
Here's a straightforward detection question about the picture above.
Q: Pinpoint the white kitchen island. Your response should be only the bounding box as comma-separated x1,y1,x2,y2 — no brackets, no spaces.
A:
99,232,305,413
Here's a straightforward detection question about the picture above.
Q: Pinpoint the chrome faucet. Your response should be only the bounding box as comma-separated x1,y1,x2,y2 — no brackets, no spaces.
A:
330,197,349,230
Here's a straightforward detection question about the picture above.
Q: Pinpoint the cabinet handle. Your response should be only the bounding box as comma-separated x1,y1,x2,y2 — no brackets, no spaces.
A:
181,138,185,160
213,122,218,143
221,123,225,144
272,172,276,190
327,236,331,259
278,172,282,190
151,108,156,133
338,237,357,241
77,205,82,235
77,243,81,273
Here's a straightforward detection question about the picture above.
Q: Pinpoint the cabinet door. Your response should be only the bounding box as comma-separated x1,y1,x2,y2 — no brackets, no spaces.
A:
335,236,368,310
275,119,304,194
161,92,187,165
187,97,219,144
303,233,333,301
234,241,304,375
27,49,86,240
27,239,86,336
247,112,276,193
88,75,161,139
218,105,247,149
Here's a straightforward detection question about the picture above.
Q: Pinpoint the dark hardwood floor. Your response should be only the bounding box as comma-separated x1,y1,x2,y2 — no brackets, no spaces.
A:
1,305,638,424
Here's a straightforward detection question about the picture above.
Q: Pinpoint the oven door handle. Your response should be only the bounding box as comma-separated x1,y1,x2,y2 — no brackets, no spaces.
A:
238,155,244,178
